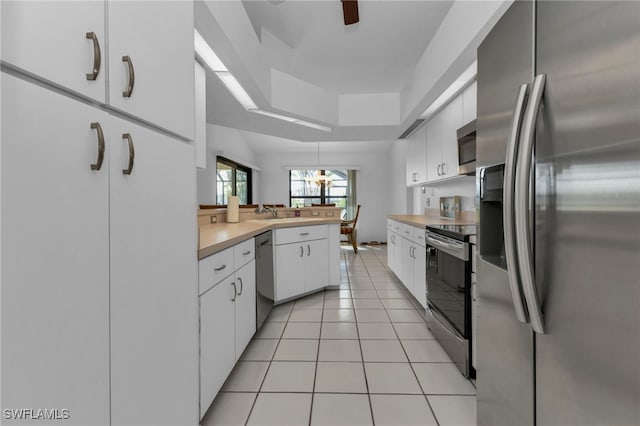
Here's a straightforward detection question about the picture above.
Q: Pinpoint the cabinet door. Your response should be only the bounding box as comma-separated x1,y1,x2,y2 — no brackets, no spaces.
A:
328,224,341,286
305,239,329,293
108,1,194,139
387,229,395,271
235,260,257,359
440,95,463,178
200,277,236,419
1,73,110,425
1,1,106,103
426,114,442,182
462,81,477,124
406,125,427,185
413,245,427,309
400,238,414,293
109,117,198,425
275,243,305,301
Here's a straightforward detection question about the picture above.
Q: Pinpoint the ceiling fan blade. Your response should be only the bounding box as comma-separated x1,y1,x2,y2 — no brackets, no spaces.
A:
341,0,359,25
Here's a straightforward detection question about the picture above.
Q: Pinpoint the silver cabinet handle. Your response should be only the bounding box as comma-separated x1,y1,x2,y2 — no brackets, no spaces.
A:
441,163,447,175
299,232,310,236
214,264,226,272
85,32,101,81
90,122,105,171
503,83,530,324
242,250,251,256
437,163,442,176
231,281,236,302
122,55,135,97
307,244,311,256
237,277,243,296
300,246,304,257
122,133,135,175
515,73,546,334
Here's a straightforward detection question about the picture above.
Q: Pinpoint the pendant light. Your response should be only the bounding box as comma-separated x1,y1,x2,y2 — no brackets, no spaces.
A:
305,142,333,187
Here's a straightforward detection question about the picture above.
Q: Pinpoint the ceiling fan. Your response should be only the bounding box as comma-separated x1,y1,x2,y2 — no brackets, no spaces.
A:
341,0,359,25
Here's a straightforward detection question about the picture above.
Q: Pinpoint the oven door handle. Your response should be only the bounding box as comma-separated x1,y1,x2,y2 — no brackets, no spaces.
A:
426,235,461,251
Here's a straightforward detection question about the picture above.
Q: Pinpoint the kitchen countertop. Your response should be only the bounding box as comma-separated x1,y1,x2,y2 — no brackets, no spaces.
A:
388,214,477,228
199,217,342,260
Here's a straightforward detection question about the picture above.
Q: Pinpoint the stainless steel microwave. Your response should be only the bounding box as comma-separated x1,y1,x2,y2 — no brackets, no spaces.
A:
457,119,476,175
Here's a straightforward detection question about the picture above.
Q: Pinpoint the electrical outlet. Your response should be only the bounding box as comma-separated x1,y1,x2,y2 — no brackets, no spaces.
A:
311,211,320,216
326,211,334,216
294,210,301,217
210,216,217,224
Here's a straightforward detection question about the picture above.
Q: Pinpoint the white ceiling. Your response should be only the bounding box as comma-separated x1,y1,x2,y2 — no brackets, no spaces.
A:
237,127,395,154
241,0,453,93
198,0,496,144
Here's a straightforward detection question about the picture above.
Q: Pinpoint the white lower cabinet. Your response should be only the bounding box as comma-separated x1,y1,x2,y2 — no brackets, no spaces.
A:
387,220,427,309
199,242,256,419
274,225,331,302
235,260,257,357
199,276,236,419
401,237,415,295
2,72,199,426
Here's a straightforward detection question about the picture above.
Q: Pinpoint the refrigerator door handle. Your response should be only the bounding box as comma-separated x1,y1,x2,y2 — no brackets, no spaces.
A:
515,74,546,334
504,84,531,323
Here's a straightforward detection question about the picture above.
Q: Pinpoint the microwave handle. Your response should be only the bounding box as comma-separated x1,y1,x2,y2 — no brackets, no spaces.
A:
479,167,486,200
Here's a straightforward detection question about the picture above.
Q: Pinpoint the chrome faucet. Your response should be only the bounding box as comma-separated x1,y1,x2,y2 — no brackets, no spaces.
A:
255,205,278,218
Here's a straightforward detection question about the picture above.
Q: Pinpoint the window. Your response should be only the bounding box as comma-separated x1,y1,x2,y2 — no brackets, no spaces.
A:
216,157,252,205
289,169,357,219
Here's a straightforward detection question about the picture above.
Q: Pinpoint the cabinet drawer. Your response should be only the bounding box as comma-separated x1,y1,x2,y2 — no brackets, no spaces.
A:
391,221,402,233
400,224,414,240
199,246,234,295
412,227,427,247
387,219,394,229
275,225,328,245
234,238,255,269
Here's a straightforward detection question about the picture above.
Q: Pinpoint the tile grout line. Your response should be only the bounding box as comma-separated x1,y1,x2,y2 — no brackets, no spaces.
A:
242,302,291,426
370,246,443,426
308,287,326,426
352,252,378,426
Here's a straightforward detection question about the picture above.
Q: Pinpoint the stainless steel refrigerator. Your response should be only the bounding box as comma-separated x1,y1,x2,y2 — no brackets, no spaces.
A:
476,1,640,425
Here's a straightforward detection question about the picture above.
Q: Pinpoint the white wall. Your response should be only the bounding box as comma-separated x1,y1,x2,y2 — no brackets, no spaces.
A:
196,124,260,205
389,139,409,215
259,149,391,244
413,177,477,214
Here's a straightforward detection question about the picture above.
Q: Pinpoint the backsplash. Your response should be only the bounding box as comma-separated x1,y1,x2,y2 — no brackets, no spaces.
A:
412,176,476,214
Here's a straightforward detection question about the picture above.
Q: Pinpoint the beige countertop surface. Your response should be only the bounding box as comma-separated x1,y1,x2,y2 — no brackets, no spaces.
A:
388,214,477,228
199,217,342,260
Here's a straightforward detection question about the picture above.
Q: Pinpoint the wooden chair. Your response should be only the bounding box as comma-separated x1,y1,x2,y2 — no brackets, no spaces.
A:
340,204,361,253
311,203,336,207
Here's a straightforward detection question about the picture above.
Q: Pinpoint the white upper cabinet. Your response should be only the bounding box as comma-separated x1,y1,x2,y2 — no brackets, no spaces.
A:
462,81,477,124
108,1,195,139
1,1,107,103
426,93,465,182
426,113,443,182
2,1,195,139
405,125,428,186
440,95,464,177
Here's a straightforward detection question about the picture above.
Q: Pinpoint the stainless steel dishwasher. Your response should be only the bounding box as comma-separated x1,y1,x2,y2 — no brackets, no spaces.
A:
255,231,274,330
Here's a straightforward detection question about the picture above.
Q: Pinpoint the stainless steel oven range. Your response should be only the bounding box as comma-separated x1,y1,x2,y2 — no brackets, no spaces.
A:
425,224,476,378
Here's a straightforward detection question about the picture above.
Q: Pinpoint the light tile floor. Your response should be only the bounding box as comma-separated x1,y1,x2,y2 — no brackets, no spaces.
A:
202,245,476,426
